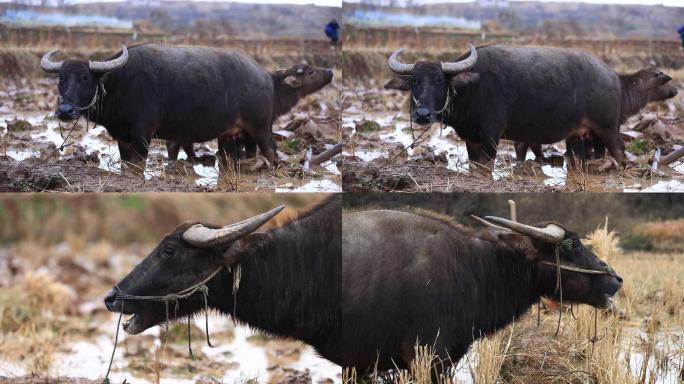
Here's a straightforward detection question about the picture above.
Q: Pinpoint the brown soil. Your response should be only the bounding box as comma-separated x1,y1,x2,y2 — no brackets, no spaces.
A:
341,156,551,192
0,376,101,384
0,156,207,192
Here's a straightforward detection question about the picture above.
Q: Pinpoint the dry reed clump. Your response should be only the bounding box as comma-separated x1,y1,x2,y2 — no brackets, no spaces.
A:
634,219,684,247
0,271,77,374
583,217,621,263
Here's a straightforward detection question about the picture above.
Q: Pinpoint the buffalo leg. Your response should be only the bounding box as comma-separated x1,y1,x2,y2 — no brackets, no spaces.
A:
593,129,626,166
514,141,529,161
167,141,181,161
217,134,240,171
252,131,278,166
530,144,544,161
480,136,499,171
591,136,606,159
181,142,196,160
465,140,483,163
243,134,257,158
118,138,149,176
565,136,587,170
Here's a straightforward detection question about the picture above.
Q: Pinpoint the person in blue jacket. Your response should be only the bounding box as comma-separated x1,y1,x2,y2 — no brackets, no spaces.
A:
325,19,341,45
679,25,684,49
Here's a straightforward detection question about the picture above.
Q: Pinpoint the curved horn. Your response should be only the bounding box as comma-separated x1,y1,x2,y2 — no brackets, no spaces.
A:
441,43,478,74
470,215,513,234
40,49,63,73
183,205,285,248
484,216,565,243
388,48,414,75
89,45,129,73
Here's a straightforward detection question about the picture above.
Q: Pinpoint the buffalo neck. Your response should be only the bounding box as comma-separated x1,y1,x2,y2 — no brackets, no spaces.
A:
618,73,648,124
272,79,301,119
210,196,341,348
86,72,122,127
463,239,541,339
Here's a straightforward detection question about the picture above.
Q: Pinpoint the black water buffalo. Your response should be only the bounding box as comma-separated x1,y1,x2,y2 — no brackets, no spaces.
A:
104,196,341,361
385,44,637,168
516,67,678,163
166,63,334,164
41,44,332,173
340,210,622,380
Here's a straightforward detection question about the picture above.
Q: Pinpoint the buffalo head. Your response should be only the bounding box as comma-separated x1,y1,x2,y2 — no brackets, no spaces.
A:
274,64,334,96
104,205,284,335
385,44,479,125
41,46,129,121
475,216,623,309
633,68,678,103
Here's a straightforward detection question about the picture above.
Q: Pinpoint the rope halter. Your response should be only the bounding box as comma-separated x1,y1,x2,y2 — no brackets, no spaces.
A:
58,81,107,112
411,87,452,115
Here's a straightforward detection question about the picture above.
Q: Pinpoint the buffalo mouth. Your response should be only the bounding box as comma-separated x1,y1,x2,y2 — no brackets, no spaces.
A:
591,277,622,310
596,293,617,310
56,114,78,122
122,311,157,335
105,294,160,335
324,69,334,83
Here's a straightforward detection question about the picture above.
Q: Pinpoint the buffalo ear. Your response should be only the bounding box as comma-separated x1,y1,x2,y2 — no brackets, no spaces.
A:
282,75,302,88
450,72,480,89
495,232,541,261
384,77,410,91
222,232,271,266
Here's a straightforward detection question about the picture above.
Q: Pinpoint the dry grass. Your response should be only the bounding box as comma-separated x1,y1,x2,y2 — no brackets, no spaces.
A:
0,271,76,374
0,194,328,246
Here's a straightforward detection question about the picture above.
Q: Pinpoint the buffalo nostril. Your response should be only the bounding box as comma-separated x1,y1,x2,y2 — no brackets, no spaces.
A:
616,275,623,284
104,288,118,309
58,103,74,115
416,107,431,118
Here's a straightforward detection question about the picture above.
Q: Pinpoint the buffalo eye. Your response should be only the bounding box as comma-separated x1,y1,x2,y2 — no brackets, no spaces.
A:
435,77,443,85
573,239,581,249
308,70,314,76
161,243,176,258
80,74,89,83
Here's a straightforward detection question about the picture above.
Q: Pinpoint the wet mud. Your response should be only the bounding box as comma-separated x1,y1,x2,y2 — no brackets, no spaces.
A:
341,78,684,192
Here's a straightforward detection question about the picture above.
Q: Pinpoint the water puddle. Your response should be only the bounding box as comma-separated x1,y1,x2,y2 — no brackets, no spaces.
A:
622,327,684,384
0,314,340,383
1,113,341,192
343,111,684,192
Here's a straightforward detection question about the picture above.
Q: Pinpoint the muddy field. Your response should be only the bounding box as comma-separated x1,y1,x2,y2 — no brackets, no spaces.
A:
341,52,684,192
0,195,341,384
0,50,342,193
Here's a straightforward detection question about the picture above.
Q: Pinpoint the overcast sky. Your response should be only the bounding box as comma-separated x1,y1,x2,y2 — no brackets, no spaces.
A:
345,0,683,6
4,0,680,8
1,0,342,7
